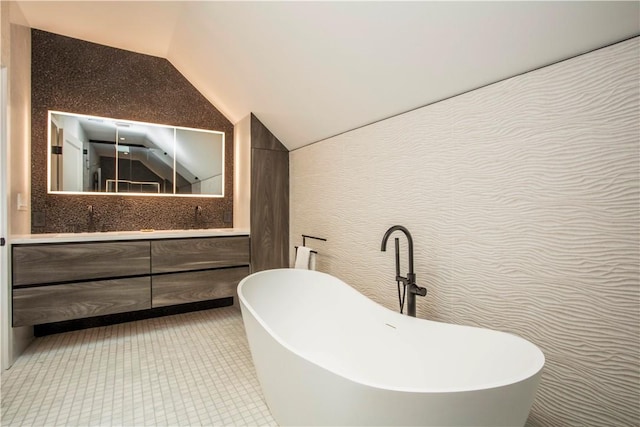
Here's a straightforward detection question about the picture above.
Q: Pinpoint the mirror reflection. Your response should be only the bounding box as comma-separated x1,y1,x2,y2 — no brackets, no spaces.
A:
48,111,224,197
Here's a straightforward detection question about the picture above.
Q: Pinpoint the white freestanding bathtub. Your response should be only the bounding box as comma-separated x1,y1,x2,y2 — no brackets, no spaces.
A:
238,269,544,426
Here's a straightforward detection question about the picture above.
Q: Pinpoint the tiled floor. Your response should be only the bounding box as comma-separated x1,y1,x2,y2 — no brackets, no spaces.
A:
1,306,277,426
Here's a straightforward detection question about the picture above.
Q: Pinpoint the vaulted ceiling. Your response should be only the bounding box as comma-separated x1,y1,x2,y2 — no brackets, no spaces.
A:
16,1,640,150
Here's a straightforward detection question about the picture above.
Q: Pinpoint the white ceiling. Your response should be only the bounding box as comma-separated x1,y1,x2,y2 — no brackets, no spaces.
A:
16,1,640,151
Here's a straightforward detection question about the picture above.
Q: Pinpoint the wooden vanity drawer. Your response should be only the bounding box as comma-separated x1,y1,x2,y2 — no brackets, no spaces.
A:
12,241,150,286
151,236,250,274
152,266,249,307
12,277,151,326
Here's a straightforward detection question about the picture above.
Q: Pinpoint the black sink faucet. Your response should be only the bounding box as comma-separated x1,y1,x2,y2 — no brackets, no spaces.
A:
381,225,427,317
87,205,96,232
195,205,203,228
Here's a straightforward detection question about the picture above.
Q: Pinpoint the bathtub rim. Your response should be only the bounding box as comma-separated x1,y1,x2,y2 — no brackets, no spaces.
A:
238,268,545,394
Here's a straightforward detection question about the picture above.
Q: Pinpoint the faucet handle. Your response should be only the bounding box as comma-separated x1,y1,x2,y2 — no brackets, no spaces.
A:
412,285,427,297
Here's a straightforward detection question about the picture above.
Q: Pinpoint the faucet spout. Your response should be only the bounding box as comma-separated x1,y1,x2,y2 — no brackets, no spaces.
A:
194,205,203,228
87,205,95,232
380,225,414,275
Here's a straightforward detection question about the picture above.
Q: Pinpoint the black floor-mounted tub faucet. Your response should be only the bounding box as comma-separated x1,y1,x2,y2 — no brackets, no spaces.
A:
381,225,427,317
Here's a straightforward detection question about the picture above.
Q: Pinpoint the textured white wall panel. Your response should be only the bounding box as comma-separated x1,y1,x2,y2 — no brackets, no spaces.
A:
290,38,639,426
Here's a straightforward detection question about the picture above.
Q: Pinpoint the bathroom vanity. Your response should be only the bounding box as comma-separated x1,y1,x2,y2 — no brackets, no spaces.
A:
11,229,249,328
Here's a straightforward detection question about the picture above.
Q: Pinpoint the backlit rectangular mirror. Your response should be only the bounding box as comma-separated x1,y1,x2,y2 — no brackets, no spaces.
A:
48,111,224,197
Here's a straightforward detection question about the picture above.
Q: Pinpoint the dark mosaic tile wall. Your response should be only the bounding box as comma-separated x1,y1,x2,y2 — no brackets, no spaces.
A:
31,29,235,233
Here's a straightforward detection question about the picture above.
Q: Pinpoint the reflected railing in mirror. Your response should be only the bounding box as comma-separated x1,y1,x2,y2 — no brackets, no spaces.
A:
48,111,225,197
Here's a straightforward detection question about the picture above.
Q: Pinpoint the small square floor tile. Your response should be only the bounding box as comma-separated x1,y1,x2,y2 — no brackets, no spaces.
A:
1,307,277,427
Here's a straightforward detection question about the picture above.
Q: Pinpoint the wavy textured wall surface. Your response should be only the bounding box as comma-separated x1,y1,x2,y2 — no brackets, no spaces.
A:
290,38,639,426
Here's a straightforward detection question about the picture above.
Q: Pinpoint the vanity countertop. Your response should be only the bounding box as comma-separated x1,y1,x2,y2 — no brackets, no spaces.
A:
11,228,250,244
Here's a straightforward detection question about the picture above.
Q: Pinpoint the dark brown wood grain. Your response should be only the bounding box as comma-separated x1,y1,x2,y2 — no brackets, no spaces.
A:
12,241,151,286
250,115,289,272
12,236,250,327
151,236,249,274
152,267,249,307
251,149,289,272
12,277,151,326
251,113,288,152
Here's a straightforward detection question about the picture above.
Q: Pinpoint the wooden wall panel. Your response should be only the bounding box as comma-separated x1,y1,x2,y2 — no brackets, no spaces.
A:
250,114,289,272
251,113,288,152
